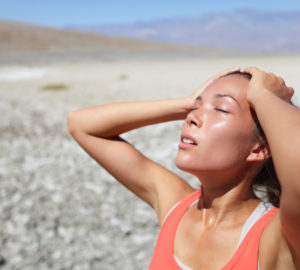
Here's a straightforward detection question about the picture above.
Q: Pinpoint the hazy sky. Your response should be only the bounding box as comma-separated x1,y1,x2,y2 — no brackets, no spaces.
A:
1,0,300,27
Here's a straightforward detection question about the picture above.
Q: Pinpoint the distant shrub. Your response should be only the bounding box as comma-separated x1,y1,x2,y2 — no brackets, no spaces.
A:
41,84,69,91
119,74,128,81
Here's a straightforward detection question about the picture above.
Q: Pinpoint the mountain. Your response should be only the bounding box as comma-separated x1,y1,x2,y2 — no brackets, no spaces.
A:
67,9,300,53
0,20,239,63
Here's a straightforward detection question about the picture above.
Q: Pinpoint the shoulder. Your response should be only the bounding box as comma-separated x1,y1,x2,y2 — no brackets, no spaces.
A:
259,210,297,270
155,179,195,226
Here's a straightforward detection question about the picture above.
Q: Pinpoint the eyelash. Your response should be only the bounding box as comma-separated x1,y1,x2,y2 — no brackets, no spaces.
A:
188,107,230,114
187,108,197,113
215,108,229,113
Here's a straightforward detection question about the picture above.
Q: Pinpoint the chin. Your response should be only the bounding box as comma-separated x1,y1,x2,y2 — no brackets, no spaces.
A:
175,154,186,170
175,155,227,176
175,156,201,174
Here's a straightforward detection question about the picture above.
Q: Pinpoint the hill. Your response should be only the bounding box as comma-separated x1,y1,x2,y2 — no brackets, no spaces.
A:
0,20,239,63
68,9,300,54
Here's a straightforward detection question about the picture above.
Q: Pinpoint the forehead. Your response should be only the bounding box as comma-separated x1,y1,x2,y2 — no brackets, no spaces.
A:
202,75,250,101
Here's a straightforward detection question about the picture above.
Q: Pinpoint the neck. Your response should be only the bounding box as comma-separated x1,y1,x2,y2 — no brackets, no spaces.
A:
195,170,259,225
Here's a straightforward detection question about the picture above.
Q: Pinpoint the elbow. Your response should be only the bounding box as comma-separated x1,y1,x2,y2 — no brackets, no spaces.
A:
67,111,79,137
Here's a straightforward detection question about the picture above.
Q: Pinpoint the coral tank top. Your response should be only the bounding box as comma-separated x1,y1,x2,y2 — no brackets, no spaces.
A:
149,190,278,270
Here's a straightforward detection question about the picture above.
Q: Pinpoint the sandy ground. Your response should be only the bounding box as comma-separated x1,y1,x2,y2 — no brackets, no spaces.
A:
0,56,299,270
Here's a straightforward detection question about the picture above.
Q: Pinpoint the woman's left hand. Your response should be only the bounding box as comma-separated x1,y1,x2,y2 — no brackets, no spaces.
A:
185,67,240,110
243,67,294,106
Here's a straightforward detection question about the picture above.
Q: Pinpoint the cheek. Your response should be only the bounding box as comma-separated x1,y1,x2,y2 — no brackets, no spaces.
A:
209,122,256,167
208,119,254,152
176,119,255,171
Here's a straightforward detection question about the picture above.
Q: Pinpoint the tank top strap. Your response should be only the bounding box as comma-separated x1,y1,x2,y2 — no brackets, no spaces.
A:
221,208,278,270
149,190,201,270
149,190,278,270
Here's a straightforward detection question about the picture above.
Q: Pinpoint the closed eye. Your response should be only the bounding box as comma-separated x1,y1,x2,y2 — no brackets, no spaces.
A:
188,107,197,113
215,108,229,113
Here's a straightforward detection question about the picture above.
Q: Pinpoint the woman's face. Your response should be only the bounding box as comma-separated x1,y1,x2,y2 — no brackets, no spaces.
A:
176,75,259,175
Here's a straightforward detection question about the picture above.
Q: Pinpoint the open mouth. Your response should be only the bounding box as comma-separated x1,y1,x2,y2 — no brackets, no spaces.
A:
182,137,197,145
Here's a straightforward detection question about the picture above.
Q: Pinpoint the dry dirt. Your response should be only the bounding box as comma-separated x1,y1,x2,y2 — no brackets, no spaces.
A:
0,55,299,270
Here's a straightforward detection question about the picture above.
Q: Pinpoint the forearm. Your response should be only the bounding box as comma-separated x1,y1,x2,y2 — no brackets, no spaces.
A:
250,90,300,192
68,98,189,138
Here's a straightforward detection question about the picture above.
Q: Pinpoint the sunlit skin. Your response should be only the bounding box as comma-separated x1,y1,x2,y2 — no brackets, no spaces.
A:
176,75,264,193
173,75,271,269
68,66,299,270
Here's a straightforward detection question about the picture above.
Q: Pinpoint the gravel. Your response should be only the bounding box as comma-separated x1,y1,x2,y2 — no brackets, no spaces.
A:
0,62,198,270
1,58,298,270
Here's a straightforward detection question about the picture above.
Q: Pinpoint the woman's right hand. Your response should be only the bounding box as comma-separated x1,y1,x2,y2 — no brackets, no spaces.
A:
243,67,294,108
185,68,240,110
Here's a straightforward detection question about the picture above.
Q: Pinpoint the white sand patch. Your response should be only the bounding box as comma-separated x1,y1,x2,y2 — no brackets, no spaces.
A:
0,66,47,81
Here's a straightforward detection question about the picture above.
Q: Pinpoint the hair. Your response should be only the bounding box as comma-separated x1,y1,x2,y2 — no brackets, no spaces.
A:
222,71,281,207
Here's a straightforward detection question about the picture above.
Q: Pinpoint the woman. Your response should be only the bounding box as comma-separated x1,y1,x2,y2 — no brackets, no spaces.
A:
67,67,299,270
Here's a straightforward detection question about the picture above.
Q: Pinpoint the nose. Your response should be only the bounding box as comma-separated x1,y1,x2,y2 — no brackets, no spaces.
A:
186,109,202,127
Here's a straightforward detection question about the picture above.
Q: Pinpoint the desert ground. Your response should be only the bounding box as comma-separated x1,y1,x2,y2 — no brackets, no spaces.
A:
0,54,299,270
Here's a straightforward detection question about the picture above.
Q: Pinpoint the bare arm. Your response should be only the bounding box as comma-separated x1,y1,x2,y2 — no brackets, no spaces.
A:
245,67,300,264
67,98,194,224
68,99,187,137
67,68,237,224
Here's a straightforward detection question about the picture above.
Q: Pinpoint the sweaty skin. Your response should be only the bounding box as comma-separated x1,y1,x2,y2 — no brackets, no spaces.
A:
68,67,300,270
176,75,258,177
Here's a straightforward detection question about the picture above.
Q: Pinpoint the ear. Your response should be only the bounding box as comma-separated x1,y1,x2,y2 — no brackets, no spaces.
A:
246,142,271,162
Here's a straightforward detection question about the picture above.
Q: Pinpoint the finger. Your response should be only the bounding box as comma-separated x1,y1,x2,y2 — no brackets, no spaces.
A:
195,67,240,91
243,66,261,75
277,76,287,86
288,87,295,96
193,67,241,97
214,67,241,79
204,67,241,86
268,72,278,78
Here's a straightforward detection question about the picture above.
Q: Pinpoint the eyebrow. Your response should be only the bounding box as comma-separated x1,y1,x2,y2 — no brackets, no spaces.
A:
214,93,240,107
195,93,240,107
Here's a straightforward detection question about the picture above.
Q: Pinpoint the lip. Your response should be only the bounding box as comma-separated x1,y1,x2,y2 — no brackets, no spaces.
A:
179,133,198,149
